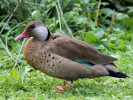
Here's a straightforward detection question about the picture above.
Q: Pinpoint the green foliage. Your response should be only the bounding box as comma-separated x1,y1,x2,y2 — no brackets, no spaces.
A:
0,0,131,52
105,0,133,17
116,18,133,31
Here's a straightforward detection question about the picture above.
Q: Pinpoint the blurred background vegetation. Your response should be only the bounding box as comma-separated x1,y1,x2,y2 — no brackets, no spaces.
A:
0,0,133,99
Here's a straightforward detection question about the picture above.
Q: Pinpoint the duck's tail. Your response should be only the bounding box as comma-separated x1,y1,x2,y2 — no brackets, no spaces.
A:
105,64,128,78
107,70,128,78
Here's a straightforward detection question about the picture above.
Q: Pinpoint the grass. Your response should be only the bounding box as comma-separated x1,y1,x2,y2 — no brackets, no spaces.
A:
0,42,133,100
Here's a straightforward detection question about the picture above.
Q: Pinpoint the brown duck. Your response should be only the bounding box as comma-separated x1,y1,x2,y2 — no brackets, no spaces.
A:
15,20,128,90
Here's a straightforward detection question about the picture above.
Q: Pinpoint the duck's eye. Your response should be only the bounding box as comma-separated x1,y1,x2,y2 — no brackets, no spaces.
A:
30,25,35,28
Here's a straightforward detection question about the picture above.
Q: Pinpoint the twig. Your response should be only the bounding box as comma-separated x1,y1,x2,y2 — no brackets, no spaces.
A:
13,39,26,68
108,9,115,34
0,39,17,63
57,0,74,37
96,0,101,28
88,10,91,22
54,3,62,32
0,3,20,67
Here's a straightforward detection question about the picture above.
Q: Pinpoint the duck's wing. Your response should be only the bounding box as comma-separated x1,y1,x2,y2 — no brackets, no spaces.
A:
40,52,110,81
49,34,117,65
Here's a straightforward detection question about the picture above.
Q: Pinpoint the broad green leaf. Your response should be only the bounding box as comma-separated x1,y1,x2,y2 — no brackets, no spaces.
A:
94,28,105,39
9,69,19,81
101,8,113,17
76,17,87,24
85,32,99,43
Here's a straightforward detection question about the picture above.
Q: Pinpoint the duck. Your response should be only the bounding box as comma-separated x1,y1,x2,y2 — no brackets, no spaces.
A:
15,20,128,91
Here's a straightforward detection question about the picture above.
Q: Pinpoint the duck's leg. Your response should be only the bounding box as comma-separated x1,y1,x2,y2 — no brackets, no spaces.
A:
66,81,73,91
56,81,72,91
56,81,66,90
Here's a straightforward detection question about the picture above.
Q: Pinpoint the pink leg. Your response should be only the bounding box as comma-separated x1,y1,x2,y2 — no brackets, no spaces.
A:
56,81,71,91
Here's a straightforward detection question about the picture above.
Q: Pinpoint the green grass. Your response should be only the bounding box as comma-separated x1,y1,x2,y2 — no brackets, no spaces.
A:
0,46,133,100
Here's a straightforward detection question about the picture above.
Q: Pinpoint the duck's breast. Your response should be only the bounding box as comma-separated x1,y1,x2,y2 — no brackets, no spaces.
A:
24,38,45,69
23,38,64,79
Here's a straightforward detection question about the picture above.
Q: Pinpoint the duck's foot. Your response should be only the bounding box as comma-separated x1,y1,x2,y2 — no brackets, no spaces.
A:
56,86,71,91
56,81,71,91
56,86,64,90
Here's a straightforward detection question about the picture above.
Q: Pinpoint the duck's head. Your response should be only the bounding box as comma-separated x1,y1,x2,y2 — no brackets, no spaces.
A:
15,20,50,41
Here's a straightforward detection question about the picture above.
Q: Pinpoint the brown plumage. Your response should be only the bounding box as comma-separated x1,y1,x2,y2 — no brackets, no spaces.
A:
15,20,128,89
23,36,110,81
49,34,117,65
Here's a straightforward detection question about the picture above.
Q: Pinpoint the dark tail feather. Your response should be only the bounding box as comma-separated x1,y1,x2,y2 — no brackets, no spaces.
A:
108,70,128,78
